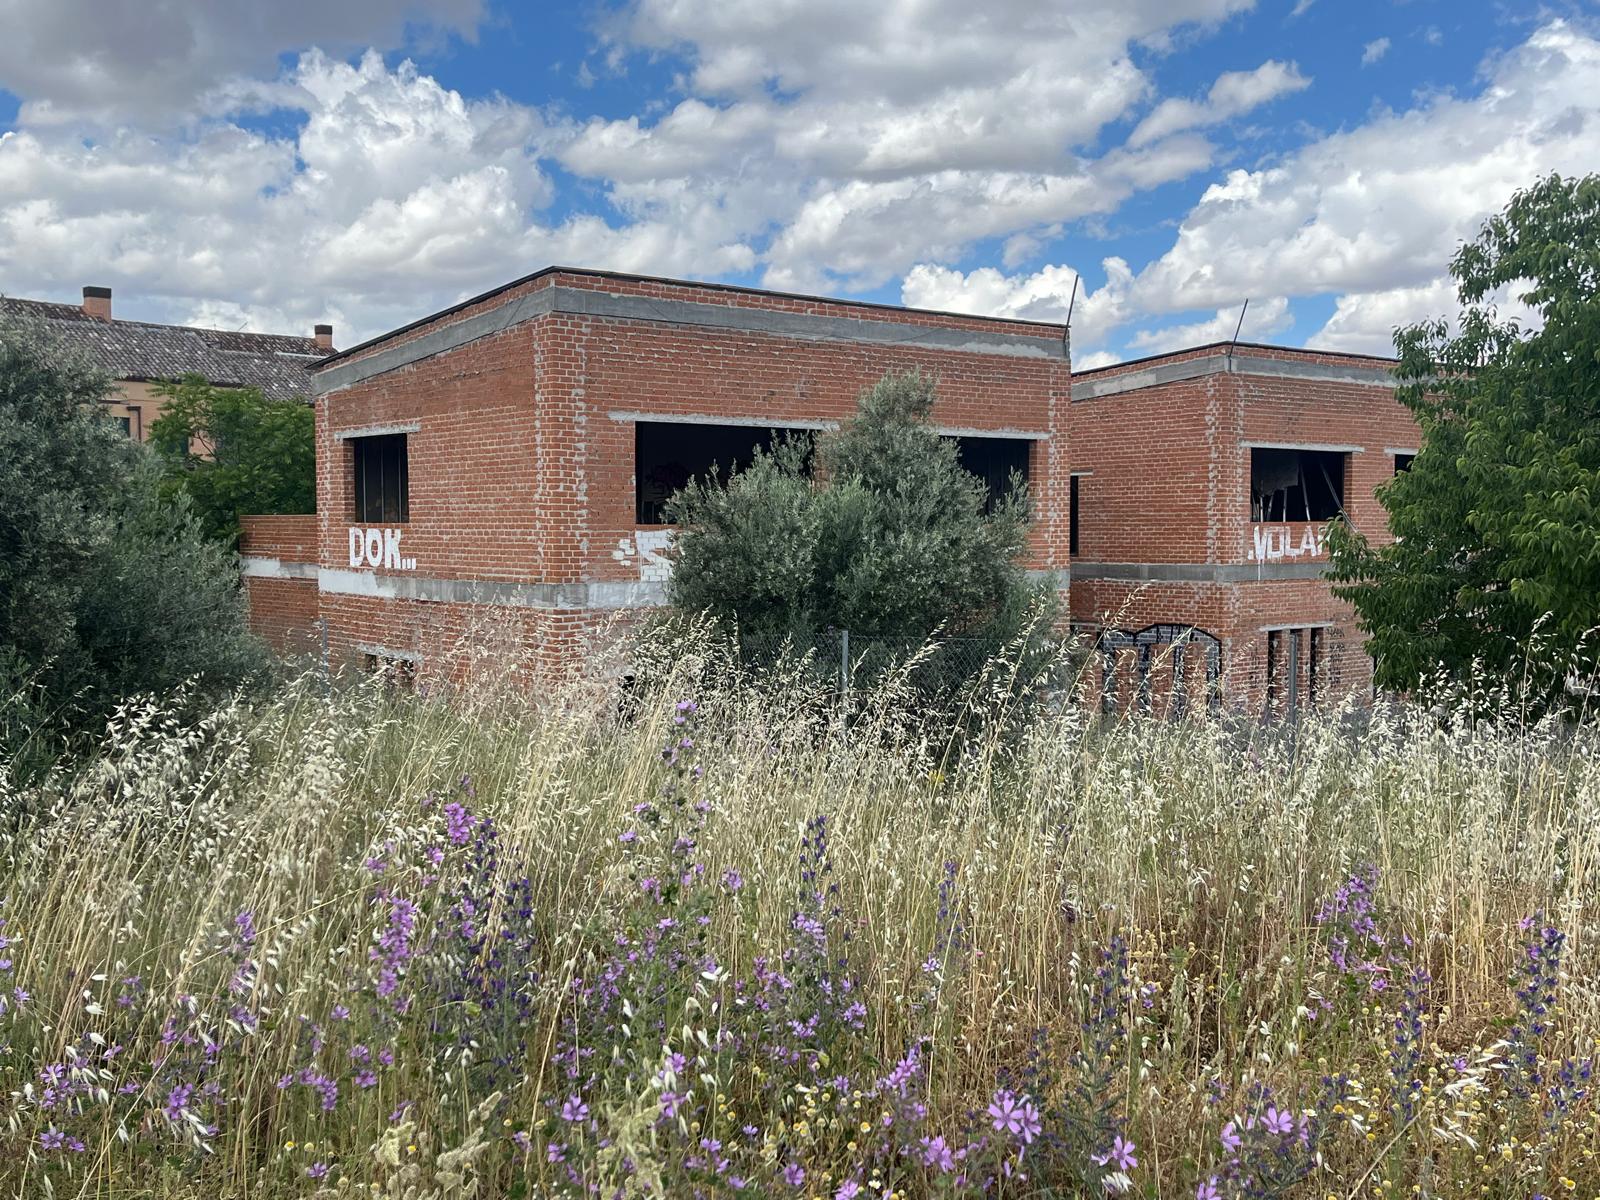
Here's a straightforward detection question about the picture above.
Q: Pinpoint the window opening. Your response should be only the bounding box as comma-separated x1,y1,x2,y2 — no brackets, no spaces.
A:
1250,447,1346,521
353,434,409,523
1069,474,1081,557
635,422,782,525
953,436,1030,513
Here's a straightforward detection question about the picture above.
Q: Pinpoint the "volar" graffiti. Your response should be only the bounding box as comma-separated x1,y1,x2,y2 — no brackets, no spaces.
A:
348,527,417,571
1249,524,1325,563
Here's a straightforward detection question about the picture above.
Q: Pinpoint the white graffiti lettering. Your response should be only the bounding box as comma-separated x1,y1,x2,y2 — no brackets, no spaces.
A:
1249,524,1325,563
612,529,675,581
348,526,417,571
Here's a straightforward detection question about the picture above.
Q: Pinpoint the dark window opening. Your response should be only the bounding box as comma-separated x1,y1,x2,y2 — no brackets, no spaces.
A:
954,436,1030,513
1069,474,1081,557
112,414,132,437
363,652,416,691
1308,627,1324,707
1250,447,1346,521
1266,629,1281,712
635,421,783,525
1393,452,1415,473
353,434,409,523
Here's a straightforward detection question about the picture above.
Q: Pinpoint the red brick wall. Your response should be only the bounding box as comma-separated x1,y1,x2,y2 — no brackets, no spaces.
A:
314,276,1071,675
1069,350,1421,713
318,324,542,583
240,514,318,559
243,578,320,656
239,514,319,656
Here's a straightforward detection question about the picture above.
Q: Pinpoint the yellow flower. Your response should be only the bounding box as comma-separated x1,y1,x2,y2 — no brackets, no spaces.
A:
285,1141,297,1151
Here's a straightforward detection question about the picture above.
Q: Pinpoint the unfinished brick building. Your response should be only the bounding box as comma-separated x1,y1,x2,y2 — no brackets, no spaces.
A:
240,267,1073,680
240,269,1421,714
1066,342,1419,714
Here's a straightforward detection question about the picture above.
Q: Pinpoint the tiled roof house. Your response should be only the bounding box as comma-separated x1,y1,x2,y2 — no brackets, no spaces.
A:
0,285,333,440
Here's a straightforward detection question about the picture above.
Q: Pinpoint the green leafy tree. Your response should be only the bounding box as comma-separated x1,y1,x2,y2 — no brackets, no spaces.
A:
666,371,1050,652
1327,174,1600,706
0,321,269,751
149,374,315,545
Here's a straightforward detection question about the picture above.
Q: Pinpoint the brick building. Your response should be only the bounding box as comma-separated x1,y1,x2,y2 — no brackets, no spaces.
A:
0,285,332,440
237,268,1419,713
1067,342,1419,714
240,267,1073,679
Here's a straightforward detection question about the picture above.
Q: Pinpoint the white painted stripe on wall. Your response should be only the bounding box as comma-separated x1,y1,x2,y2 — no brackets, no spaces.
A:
317,567,670,611
240,556,319,580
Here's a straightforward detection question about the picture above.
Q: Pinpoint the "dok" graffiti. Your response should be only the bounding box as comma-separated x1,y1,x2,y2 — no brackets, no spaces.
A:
348,526,417,571
1249,523,1326,563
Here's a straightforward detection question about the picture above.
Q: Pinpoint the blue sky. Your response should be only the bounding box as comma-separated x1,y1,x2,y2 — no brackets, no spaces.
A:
0,0,1595,362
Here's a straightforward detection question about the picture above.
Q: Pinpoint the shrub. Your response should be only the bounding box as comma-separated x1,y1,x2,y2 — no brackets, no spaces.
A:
0,319,269,755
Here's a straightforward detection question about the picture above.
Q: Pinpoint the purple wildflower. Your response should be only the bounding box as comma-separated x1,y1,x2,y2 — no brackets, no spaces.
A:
987,1089,1025,1136
1093,1135,1138,1172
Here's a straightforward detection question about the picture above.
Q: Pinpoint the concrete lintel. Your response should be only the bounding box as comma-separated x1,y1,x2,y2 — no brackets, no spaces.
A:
936,424,1049,441
334,421,422,440
1384,446,1420,457
610,410,1048,440
1243,440,1365,454
1072,350,1396,401
1259,621,1336,633
610,410,838,432
1072,560,1331,583
318,567,670,611
317,284,1065,396
240,556,319,581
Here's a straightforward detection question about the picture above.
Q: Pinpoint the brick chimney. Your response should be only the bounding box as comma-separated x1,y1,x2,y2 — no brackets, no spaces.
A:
82,285,112,321
314,323,334,352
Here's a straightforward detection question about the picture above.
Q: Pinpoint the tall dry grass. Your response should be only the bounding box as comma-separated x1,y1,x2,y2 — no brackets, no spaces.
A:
2,643,1598,1197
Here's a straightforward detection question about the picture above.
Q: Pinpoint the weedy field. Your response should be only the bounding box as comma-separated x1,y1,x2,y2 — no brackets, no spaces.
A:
1,653,1598,1199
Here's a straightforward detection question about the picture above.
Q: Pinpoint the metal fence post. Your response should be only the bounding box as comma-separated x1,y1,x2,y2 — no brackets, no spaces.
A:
840,628,851,696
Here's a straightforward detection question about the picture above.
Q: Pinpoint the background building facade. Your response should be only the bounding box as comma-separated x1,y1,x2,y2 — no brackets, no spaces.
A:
0,285,331,439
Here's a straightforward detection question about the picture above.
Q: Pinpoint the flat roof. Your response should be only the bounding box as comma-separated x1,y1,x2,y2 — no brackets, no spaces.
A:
316,264,1069,370
1071,339,1401,401
1073,339,1398,379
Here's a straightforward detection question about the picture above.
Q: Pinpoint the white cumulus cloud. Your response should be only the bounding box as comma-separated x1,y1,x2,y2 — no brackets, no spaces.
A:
0,0,483,124
1128,60,1310,147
